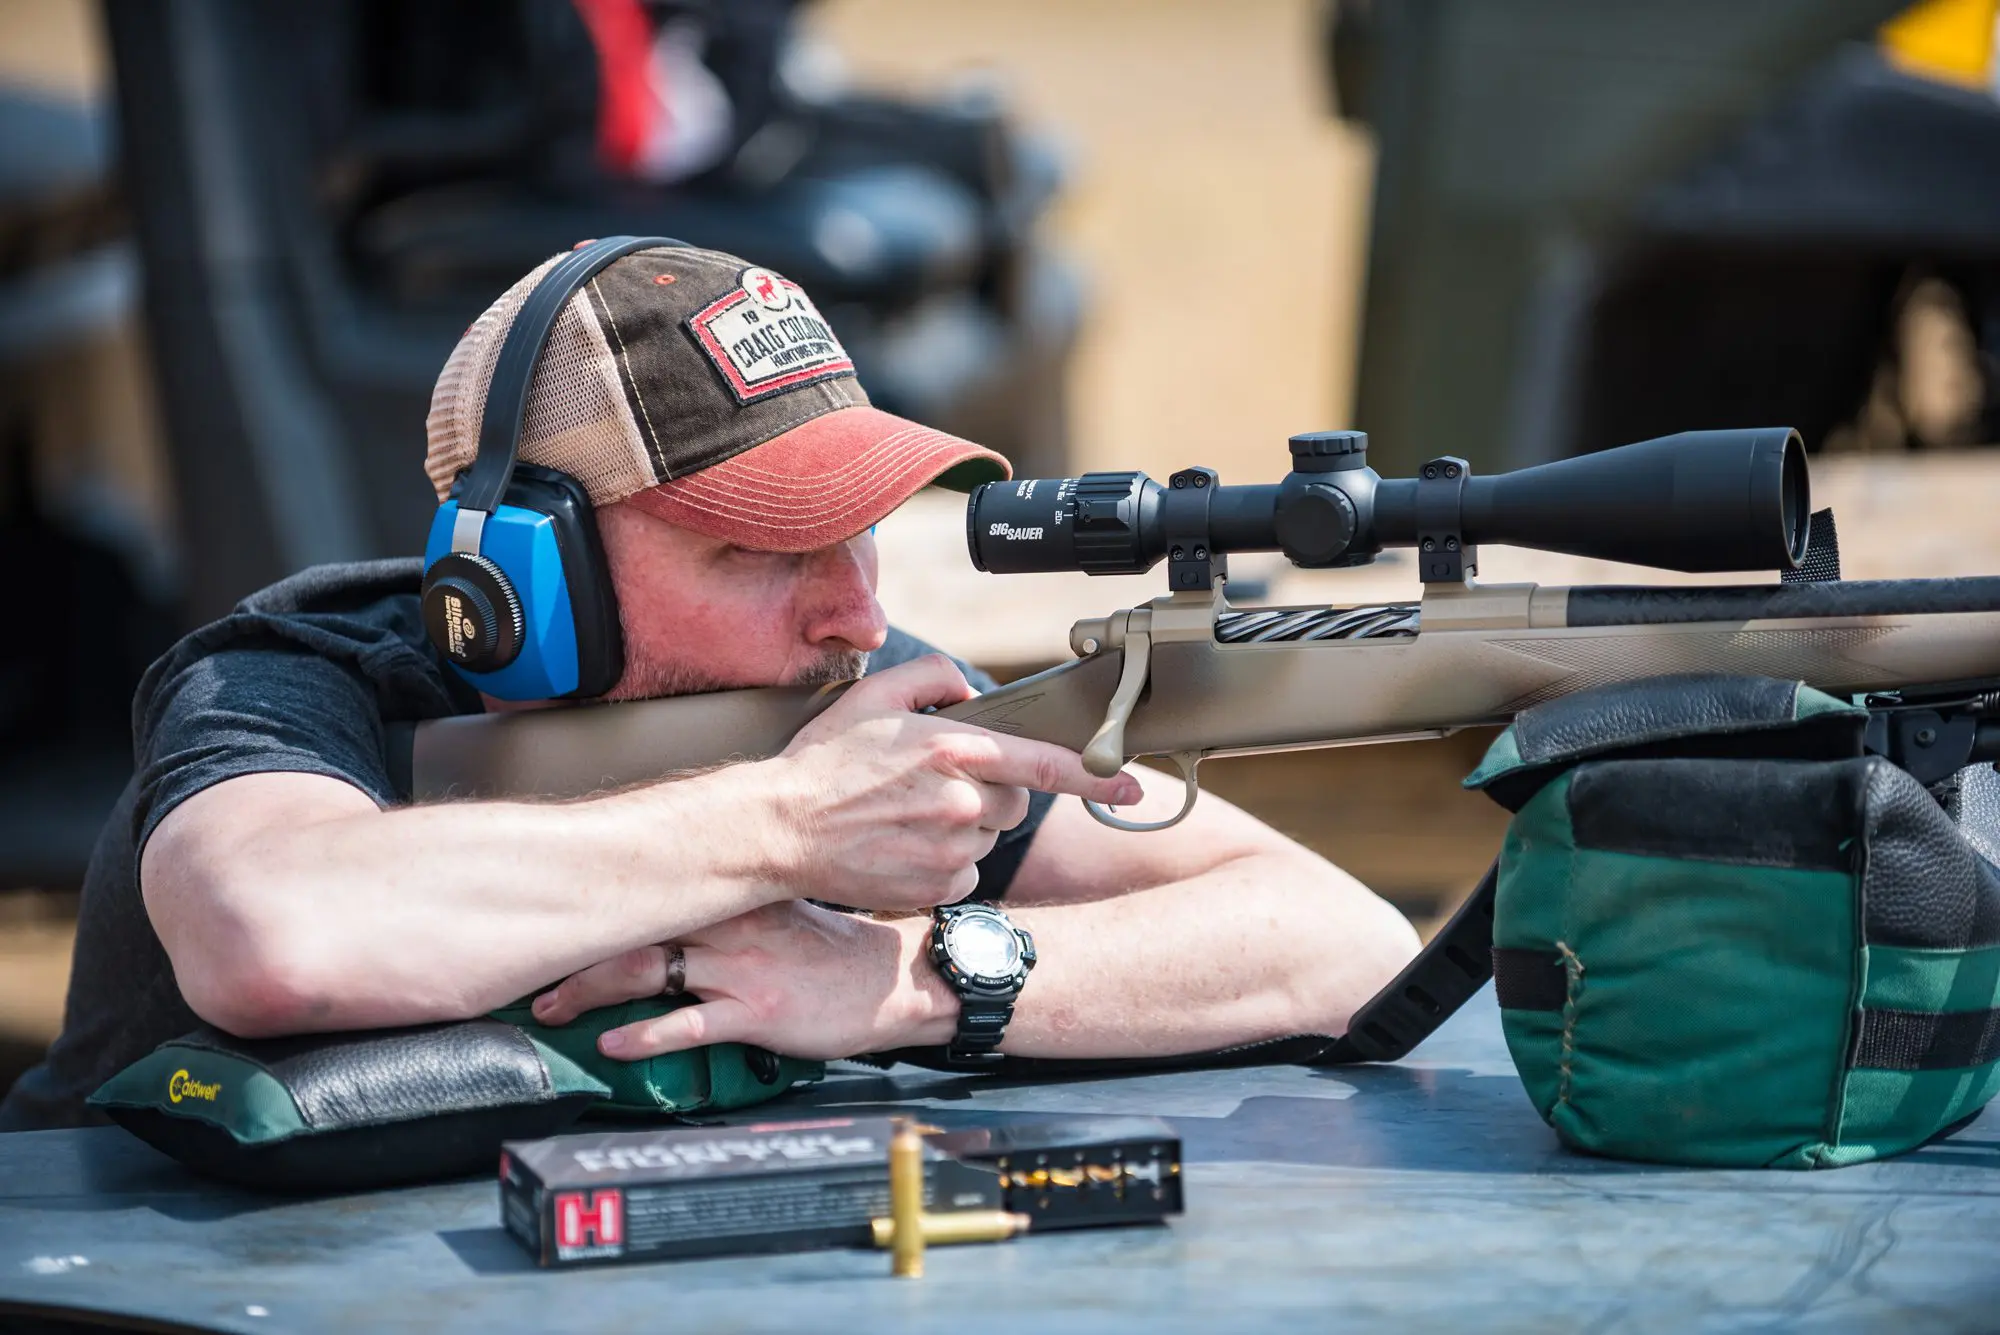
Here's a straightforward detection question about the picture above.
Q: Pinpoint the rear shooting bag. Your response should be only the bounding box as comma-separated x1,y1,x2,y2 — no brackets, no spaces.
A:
1463,674,2000,1168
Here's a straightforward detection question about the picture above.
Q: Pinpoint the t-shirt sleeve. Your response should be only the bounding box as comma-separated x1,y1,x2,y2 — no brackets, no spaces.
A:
868,627,1056,902
131,642,400,858
126,576,468,862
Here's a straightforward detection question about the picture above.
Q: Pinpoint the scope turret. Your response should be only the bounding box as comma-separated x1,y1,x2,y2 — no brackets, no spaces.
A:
966,427,1810,583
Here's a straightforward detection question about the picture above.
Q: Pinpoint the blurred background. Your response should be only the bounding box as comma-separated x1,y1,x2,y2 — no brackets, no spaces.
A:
4,0,2000,1096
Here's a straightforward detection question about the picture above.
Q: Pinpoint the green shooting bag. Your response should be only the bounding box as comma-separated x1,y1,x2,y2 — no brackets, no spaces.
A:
1463,673,2000,1168
93,1001,821,1191
486,995,823,1117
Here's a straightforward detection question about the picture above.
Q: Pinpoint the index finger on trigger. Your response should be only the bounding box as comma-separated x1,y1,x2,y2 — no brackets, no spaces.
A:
948,731,1143,805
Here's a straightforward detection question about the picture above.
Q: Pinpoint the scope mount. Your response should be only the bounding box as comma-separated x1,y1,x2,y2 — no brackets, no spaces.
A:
1164,468,1226,592
1413,456,1475,585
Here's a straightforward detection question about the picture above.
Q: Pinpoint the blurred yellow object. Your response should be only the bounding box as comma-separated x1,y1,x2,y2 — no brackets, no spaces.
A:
1880,0,1997,88
888,1119,925,1278
870,1212,1032,1249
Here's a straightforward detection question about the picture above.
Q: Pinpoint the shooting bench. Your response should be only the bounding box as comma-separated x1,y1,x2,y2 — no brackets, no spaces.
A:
4,989,1996,1332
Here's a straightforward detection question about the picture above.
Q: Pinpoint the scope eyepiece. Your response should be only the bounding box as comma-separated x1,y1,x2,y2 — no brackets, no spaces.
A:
966,472,1160,575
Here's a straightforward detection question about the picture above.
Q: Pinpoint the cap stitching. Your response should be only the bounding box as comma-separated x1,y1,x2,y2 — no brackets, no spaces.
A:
589,275,671,480
656,439,960,518
693,424,947,485
677,430,978,498
667,391,864,477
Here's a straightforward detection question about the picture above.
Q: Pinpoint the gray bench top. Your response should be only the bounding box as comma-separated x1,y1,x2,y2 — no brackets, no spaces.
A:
4,989,1998,1334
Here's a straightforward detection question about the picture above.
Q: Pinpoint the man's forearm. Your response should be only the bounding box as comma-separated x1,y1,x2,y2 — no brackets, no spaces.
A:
899,851,1421,1059
144,767,791,1037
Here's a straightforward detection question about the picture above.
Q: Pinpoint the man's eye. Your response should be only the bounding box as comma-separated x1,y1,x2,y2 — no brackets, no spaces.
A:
722,545,800,568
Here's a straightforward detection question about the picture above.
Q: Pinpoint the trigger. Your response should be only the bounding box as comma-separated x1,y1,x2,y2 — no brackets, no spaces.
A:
1084,751,1202,833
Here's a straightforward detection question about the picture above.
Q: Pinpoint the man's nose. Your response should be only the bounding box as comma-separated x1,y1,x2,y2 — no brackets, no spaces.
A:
801,540,887,652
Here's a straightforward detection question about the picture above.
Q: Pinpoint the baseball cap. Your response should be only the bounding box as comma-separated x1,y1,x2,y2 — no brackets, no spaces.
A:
424,243,1012,550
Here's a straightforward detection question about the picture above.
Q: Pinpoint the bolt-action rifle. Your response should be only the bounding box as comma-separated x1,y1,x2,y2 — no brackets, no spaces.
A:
409,428,2000,1064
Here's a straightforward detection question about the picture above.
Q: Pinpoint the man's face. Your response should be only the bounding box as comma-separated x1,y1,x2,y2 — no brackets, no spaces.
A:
595,499,889,700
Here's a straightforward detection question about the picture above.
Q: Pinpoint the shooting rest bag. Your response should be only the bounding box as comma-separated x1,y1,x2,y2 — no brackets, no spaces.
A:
1465,674,2000,1168
91,1004,821,1192
89,1019,609,1191
485,996,823,1115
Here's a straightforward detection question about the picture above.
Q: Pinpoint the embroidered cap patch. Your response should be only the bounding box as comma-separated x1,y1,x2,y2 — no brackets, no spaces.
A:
686,266,855,403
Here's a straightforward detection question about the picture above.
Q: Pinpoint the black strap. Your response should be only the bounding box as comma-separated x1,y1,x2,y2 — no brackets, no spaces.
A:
459,235,687,516
1491,947,1568,1012
1318,860,1498,1063
1853,1006,2000,1071
945,998,1016,1067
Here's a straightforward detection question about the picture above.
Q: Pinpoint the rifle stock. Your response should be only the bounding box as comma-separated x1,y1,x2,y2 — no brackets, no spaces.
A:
411,574,2000,804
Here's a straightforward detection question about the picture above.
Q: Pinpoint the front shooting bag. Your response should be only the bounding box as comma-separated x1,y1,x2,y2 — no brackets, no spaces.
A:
1464,674,2000,1168
92,1000,821,1192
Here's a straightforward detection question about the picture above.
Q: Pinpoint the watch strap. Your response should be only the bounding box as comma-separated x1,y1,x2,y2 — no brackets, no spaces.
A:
946,996,1015,1065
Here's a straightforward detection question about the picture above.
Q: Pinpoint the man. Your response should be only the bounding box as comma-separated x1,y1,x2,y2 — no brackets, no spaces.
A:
1,243,1418,1129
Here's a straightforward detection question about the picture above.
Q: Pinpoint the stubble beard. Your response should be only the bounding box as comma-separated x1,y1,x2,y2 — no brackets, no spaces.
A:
609,646,870,701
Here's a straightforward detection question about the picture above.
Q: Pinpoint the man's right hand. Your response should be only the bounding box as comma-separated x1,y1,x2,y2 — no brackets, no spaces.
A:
755,654,1142,912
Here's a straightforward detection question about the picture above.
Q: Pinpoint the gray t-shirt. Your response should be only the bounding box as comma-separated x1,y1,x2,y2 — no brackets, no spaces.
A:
1,559,1050,1130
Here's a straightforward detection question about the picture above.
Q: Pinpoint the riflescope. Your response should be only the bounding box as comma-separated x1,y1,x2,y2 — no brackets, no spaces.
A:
966,427,1809,585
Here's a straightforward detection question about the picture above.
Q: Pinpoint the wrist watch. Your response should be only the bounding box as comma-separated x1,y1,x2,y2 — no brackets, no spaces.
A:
928,902,1036,1066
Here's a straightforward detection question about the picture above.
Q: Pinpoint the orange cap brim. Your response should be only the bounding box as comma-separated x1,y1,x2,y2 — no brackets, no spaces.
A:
622,406,1012,551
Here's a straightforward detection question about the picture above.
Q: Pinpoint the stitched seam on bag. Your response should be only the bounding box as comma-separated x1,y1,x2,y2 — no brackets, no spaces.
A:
1819,780,1875,1166
1555,940,1584,1113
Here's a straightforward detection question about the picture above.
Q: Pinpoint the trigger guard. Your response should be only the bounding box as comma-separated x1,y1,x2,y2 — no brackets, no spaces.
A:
1082,752,1202,833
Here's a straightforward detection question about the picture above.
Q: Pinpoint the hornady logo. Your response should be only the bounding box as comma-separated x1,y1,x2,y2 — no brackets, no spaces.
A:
688,268,854,403
554,1189,624,1253
989,522,1045,541
167,1069,221,1103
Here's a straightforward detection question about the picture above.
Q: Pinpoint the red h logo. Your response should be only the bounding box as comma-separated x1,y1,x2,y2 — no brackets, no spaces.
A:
554,1189,624,1248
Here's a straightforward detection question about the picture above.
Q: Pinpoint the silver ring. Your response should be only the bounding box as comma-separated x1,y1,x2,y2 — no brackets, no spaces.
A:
661,944,688,998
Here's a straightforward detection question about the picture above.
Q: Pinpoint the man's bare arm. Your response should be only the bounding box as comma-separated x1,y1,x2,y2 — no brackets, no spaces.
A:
143,656,1140,1041
533,767,1421,1060
142,768,791,1038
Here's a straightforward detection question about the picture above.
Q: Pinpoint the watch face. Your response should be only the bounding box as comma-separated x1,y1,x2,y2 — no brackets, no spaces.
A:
946,913,1022,981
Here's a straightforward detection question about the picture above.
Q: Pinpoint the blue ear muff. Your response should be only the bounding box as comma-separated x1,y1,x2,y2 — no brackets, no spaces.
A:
422,465,622,699
420,236,685,700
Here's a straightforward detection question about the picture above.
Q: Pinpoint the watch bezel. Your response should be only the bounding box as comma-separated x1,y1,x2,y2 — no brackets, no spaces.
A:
930,904,1034,995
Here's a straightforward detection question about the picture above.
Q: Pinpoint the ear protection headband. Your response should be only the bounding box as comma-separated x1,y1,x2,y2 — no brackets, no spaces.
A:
420,236,688,700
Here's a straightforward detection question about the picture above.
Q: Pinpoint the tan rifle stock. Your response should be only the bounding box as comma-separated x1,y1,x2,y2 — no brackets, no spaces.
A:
412,575,2000,816
409,570,2000,1066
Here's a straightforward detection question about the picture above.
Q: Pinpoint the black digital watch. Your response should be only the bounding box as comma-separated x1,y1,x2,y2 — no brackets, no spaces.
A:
928,903,1036,1065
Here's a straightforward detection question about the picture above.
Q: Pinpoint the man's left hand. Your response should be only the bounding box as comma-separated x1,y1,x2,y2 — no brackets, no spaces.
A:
528,902,957,1061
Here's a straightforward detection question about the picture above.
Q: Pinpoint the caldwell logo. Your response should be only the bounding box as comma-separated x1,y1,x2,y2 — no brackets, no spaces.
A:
167,1069,221,1104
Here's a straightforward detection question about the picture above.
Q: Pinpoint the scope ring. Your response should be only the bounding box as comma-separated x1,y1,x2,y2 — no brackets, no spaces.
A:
1083,751,1203,833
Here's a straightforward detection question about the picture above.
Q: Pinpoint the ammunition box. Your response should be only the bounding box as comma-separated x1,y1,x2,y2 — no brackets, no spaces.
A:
500,1113,1182,1267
